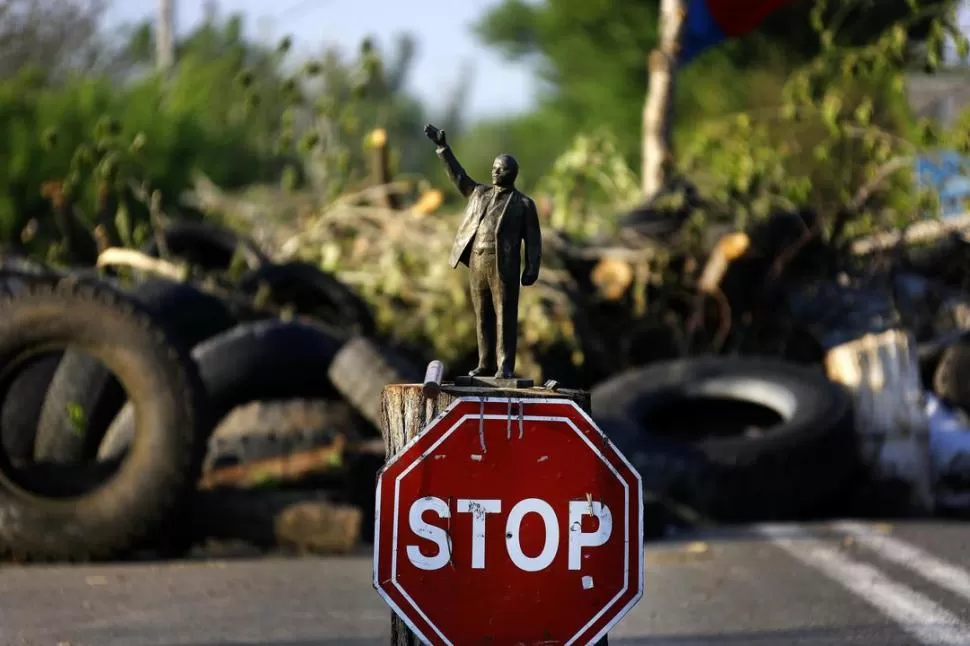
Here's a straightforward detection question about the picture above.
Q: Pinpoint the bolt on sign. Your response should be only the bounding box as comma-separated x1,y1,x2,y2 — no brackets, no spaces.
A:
373,397,644,645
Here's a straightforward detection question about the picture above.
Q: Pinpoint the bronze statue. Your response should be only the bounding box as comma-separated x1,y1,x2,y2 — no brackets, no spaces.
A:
424,123,541,379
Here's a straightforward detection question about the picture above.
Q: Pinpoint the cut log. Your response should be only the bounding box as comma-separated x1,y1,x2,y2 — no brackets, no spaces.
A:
198,434,348,490
367,128,400,210
276,500,362,554
697,232,751,293
591,256,635,301
378,382,599,645
411,188,444,216
191,489,362,554
823,328,934,512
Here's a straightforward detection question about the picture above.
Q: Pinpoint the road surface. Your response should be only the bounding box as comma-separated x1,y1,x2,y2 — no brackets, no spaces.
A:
3,520,970,645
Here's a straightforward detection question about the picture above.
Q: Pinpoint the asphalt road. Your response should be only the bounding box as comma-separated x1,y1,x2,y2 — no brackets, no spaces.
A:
3,520,970,646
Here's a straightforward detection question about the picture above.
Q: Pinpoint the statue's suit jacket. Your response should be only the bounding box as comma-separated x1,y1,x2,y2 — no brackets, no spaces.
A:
437,145,541,286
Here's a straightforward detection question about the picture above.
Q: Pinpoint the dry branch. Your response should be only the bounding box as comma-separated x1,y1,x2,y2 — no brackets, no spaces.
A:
96,247,188,280
850,212,970,255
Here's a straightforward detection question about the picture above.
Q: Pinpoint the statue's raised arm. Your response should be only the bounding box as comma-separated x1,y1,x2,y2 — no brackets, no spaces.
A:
424,123,480,199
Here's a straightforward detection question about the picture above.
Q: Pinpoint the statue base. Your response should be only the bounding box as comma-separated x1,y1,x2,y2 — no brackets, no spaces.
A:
452,375,535,389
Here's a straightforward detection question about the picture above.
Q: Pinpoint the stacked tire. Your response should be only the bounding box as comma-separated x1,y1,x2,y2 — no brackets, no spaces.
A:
0,220,433,561
592,355,860,524
0,277,207,561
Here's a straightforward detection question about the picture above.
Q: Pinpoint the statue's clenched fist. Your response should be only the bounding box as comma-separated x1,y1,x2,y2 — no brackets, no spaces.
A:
424,123,447,148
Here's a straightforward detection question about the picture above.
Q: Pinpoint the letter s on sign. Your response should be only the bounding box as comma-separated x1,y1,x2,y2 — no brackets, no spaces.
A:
406,496,450,571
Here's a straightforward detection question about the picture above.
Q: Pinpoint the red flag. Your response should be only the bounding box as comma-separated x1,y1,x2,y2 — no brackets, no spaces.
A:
708,0,793,37
682,0,794,62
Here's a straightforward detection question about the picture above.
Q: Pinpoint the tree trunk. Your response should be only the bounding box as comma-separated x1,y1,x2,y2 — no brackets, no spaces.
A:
378,383,603,645
156,0,175,71
642,0,687,200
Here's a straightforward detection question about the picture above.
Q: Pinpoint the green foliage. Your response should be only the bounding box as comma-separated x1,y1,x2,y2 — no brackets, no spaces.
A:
65,401,86,438
673,0,963,238
444,109,569,196
536,129,640,237
242,32,466,206
475,0,662,169
476,0,966,243
473,0,960,186
0,14,293,255
0,13,454,257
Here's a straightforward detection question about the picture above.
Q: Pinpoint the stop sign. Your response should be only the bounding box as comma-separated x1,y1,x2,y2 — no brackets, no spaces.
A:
373,396,644,645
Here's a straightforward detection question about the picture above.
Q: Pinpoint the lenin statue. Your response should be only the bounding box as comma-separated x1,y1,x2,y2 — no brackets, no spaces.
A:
424,123,542,379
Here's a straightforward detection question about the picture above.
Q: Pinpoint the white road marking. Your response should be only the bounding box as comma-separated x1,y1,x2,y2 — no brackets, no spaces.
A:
834,520,970,603
757,524,970,646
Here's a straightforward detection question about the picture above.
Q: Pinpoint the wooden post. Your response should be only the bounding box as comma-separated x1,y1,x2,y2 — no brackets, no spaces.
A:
378,382,607,646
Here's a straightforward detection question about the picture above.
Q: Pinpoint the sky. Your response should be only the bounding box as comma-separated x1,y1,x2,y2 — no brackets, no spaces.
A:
105,0,540,120
105,0,970,121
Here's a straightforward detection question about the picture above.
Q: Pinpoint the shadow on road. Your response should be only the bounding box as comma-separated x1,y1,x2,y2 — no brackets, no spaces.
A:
609,625,911,645
172,626,895,646
174,642,382,646
662,517,968,545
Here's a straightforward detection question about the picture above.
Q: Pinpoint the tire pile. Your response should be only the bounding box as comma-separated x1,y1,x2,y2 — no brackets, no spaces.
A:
0,222,421,562
590,356,862,536
5,217,963,559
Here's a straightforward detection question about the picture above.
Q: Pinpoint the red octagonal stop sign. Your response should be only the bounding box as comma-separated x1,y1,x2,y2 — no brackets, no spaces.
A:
374,396,644,645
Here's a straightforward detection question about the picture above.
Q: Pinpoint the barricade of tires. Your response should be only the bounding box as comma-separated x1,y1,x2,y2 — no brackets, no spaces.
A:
0,222,421,561
5,220,970,560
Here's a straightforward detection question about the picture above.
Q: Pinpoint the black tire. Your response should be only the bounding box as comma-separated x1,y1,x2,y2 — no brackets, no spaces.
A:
142,221,269,272
615,179,700,241
326,336,423,430
34,278,237,463
616,208,688,241
0,271,67,462
933,337,970,412
0,353,62,462
205,399,368,471
0,254,57,276
591,355,858,522
0,279,206,561
98,319,343,461
238,261,376,336
921,299,970,390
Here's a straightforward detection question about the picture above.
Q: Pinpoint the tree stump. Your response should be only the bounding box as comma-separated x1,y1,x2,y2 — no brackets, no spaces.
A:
789,279,934,513
191,489,362,553
378,382,607,646
824,329,934,512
